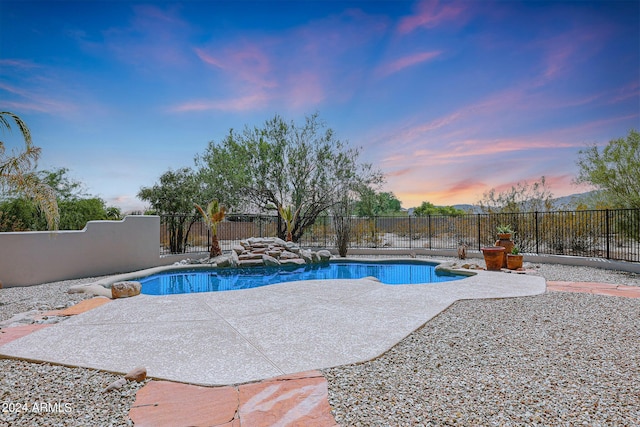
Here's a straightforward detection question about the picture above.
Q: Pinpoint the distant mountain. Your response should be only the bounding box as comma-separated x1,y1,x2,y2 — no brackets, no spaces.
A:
550,191,601,209
430,191,602,214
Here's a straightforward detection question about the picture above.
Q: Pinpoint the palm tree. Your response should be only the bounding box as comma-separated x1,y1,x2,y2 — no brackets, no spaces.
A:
278,204,301,242
0,111,59,230
195,199,226,258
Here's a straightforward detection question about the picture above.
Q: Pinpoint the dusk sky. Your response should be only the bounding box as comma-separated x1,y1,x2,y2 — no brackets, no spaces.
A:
1,0,638,212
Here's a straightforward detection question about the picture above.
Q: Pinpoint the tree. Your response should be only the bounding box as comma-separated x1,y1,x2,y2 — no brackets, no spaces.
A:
195,199,226,258
197,113,383,242
0,167,117,231
477,176,554,214
413,201,465,216
355,189,403,217
138,167,203,253
278,204,301,241
0,111,58,230
574,129,640,209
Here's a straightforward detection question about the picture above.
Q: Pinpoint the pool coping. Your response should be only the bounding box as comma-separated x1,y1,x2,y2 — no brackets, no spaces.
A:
75,257,477,291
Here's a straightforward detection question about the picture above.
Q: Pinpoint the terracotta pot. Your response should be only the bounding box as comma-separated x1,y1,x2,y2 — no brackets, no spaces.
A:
495,235,514,268
481,246,505,271
507,254,524,270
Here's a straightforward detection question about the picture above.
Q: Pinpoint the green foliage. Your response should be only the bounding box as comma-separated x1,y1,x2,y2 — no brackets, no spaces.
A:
278,204,301,241
0,111,59,230
139,167,203,253
355,189,403,217
195,199,226,257
413,201,465,217
496,224,514,234
197,113,383,242
477,176,553,214
575,129,640,209
138,167,202,215
0,167,119,231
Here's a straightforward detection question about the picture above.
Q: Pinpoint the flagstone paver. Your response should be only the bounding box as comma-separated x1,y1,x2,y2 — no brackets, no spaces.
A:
128,380,239,427
128,371,336,427
43,296,112,316
547,281,640,298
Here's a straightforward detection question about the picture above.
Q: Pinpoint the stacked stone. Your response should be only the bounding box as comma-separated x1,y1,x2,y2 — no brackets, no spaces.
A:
230,237,331,267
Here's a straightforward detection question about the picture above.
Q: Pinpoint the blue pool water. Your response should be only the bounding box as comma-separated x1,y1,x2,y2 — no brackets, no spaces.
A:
138,261,466,295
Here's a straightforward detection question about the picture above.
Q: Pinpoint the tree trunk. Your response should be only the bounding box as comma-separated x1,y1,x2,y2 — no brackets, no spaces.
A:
209,234,222,258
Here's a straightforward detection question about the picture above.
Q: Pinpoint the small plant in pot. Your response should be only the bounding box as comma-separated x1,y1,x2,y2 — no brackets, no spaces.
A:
507,245,524,270
496,224,514,240
495,225,515,268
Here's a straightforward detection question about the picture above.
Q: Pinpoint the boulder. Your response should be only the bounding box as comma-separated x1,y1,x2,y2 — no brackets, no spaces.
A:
317,250,332,262
239,253,263,260
280,251,298,260
300,249,313,264
238,259,264,267
232,245,245,255
215,256,232,268
111,281,141,299
273,237,288,247
230,250,240,267
68,284,113,298
125,366,147,383
279,258,307,266
262,255,280,267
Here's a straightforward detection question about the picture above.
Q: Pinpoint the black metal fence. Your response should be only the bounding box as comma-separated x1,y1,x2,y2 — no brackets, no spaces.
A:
160,209,640,262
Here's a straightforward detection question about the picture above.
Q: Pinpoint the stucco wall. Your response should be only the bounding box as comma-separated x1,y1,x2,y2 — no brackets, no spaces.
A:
0,215,162,288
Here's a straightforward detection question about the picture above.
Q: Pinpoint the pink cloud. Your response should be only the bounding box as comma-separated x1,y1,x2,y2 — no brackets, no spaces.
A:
175,7,388,113
98,4,195,71
0,82,77,115
397,0,467,34
169,93,269,112
376,51,442,77
0,59,40,69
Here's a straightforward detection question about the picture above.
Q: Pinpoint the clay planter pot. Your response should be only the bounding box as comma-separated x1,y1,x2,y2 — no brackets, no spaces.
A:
495,234,514,268
507,254,524,270
481,246,506,271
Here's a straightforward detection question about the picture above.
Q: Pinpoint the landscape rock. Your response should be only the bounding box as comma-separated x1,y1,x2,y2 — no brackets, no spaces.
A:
280,258,307,266
67,284,113,298
262,255,281,267
125,366,147,383
111,282,142,299
188,236,332,269
317,250,332,262
280,251,299,260
103,378,127,392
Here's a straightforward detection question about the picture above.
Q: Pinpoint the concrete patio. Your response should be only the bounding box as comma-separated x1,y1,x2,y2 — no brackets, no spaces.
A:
0,270,545,386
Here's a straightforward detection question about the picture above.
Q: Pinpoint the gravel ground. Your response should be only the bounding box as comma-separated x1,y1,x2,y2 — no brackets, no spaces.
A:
1,262,639,426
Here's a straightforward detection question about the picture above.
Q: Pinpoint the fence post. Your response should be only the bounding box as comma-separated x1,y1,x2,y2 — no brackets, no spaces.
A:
476,214,481,251
605,209,610,259
428,215,432,249
324,216,327,247
409,216,412,249
535,211,539,254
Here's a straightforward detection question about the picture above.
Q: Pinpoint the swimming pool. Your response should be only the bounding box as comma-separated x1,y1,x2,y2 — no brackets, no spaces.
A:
138,261,466,295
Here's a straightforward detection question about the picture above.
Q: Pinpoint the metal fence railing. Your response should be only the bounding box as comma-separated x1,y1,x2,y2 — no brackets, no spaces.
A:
160,209,640,263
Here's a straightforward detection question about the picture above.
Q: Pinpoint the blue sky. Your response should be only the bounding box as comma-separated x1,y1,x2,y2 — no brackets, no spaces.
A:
1,0,638,212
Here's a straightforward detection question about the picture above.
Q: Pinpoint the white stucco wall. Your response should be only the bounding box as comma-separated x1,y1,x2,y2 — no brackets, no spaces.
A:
0,215,162,288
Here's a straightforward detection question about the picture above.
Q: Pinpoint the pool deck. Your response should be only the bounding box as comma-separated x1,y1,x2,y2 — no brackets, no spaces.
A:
0,270,545,386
